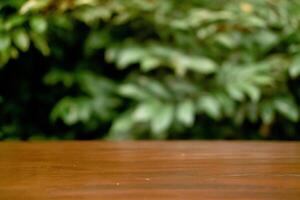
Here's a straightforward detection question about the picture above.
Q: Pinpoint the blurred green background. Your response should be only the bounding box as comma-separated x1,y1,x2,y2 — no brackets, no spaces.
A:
1,0,300,140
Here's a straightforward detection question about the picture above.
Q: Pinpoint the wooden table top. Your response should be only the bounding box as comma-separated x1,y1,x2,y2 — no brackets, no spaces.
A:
0,141,300,200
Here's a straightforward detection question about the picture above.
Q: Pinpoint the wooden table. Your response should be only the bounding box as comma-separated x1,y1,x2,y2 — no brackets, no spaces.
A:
0,141,300,200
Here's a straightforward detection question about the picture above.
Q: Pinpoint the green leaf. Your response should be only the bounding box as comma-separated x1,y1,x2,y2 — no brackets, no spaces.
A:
133,101,158,122
43,69,74,87
176,99,195,126
10,47,19,59
30,32,50,56
187,57,217,74
50,97,92,125
244,16,266,27
175,55,217,74
30,16,47,33
109,112,135,138
119,84,152,100
274,97,299,122
216,33,237,49
215,92,235,116
4,15,26,30
226,84,245,101
198,95,221,119
141,56,161,72
289,55,300,78
0,50,10,67
84,30,110,54
142,79,171,100
13,29,30,52
251,75,273,85
239,83,260,102
255,30,278,51
151,103,174,137
0,34,11,51
116,46,145,69
20,0,48,14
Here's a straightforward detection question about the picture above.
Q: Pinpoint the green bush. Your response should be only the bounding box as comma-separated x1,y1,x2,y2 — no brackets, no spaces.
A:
1,0,300,140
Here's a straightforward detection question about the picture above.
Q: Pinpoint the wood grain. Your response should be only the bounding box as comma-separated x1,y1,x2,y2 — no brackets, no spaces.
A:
0,141,300,200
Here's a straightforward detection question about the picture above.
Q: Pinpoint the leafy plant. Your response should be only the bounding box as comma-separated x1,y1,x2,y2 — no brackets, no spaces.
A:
1,0,300,140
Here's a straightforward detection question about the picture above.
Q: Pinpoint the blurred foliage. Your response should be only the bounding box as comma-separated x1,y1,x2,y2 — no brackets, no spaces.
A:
1,0,300,140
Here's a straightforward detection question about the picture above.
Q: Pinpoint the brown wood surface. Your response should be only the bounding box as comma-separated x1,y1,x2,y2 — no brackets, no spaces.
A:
0,141,300,200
